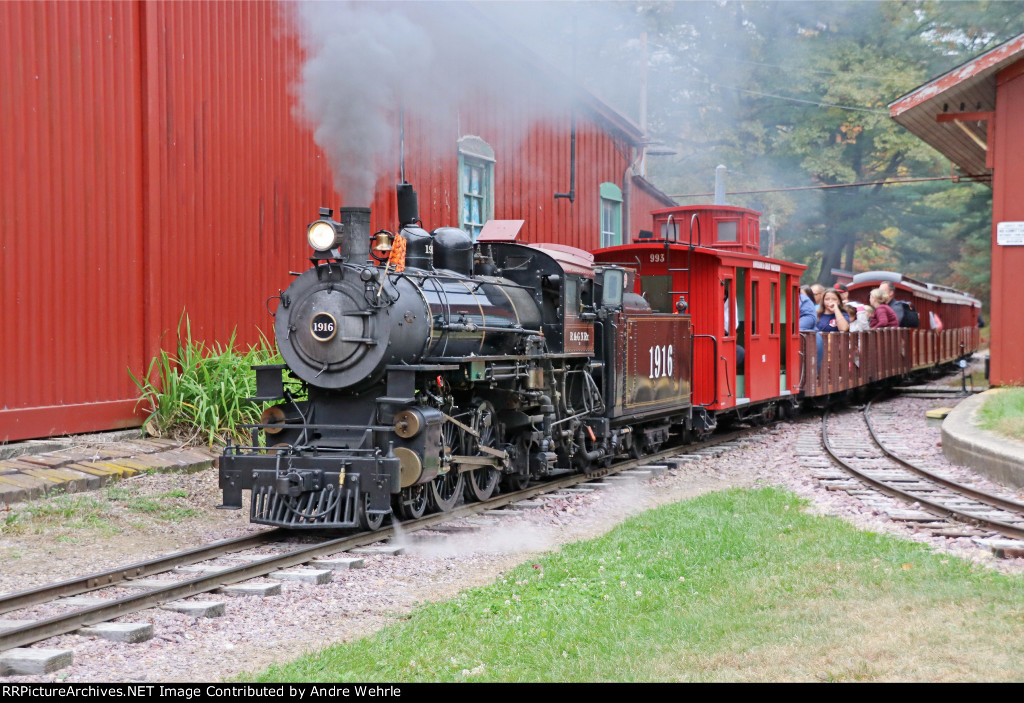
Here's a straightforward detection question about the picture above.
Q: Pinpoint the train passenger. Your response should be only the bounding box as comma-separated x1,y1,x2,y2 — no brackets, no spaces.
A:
813,288,850,369
810,283,825,306
816,289,850,333
836,282,851,305
848,303,872,332
724,286,745,372
879,280,896,304
799,286,817,331
869,288,898,328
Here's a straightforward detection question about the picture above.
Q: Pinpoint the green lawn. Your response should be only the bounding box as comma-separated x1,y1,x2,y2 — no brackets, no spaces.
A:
978,387,1024,441
243,488,1024,682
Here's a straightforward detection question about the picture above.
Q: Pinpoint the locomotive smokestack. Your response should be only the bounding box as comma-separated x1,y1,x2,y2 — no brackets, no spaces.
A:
337,206,371,264
397,183,420,228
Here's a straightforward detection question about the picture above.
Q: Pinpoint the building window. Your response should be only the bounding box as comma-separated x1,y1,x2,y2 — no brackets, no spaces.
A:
600,182,622,247
458,136,495,240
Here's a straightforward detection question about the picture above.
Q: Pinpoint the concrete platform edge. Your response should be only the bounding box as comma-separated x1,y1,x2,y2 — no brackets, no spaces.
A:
942,390,1024,489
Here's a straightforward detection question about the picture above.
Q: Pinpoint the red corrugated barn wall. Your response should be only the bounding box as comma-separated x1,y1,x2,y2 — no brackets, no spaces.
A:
1,1,148,441
1,1,655,442
1,1,333,442
370,97,648,250
992,60,1024,385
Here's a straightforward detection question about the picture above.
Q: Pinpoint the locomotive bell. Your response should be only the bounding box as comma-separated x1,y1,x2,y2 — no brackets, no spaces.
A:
373,231,394,253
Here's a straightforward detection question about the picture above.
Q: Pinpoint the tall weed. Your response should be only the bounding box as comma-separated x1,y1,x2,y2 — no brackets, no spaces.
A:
130,316,283,446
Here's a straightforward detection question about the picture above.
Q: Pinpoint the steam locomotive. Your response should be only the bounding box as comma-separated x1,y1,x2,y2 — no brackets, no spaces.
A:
218,185,980,530
218,184,699,529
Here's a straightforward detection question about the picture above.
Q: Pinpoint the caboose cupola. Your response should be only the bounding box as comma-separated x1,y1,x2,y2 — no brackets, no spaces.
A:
651,204,762,255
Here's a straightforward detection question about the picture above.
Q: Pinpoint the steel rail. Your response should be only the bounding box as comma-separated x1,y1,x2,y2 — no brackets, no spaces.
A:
864,399,1024,516
0,529,391,651
0,530,288,617
821,408,1024,541
0,428,750,652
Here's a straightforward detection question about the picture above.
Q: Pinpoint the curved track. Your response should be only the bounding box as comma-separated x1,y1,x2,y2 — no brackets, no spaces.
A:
821,398,1024,540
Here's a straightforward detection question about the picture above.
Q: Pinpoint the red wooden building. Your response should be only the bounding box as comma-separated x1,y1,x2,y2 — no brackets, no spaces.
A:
890,33,1024,385
0,1,673,442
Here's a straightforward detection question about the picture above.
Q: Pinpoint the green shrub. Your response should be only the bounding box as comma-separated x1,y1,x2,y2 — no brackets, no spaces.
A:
130,316,283,446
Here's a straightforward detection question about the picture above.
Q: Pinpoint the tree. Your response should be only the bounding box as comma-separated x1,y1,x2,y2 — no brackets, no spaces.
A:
641,0,1024,300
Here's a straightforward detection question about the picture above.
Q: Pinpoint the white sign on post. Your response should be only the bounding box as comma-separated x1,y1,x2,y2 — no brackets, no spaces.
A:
997,221,1024,245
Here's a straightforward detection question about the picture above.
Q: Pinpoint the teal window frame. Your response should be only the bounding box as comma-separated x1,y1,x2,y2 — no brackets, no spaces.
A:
599,182,622,247
458,136,495,240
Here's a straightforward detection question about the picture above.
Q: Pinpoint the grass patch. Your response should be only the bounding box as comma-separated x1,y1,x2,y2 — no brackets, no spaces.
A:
109,488,199,522
977,388,1024,441
5,483,199,536
14,492,120,536
244,488,1024,683
1,505,19,536
130,315,286,447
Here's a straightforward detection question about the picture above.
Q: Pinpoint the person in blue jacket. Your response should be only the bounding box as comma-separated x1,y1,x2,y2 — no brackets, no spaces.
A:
798,286,817,331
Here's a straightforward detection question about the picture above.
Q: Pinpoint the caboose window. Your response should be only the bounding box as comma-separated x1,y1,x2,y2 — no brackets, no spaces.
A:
599,182,622,247
457,136,495,240
717,220,738,242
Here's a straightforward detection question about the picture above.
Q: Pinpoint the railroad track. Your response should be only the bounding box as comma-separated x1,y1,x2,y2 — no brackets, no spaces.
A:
0,428,753,657
818,397,1024,542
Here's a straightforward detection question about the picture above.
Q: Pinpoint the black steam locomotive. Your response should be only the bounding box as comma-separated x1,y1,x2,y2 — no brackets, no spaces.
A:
218,185,698,529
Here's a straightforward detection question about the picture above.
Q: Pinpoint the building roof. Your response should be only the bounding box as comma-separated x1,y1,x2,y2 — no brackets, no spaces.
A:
631,174,677,207
889,33,1024,180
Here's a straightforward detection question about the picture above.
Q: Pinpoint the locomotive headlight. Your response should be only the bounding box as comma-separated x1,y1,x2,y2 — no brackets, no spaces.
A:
308,220,339,251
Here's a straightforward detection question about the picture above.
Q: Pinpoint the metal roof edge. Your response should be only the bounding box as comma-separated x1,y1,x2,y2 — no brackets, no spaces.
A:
890,33,1024,116
630,174,677,207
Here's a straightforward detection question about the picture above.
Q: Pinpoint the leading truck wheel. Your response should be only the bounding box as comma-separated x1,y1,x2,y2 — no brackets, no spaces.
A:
394,484,427,520
357,493,386,531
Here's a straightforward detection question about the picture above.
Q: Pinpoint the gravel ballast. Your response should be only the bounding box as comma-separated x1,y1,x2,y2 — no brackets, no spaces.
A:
1,390,1021,682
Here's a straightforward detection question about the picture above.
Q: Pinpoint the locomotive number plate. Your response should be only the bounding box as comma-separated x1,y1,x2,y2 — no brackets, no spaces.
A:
310,312,338,342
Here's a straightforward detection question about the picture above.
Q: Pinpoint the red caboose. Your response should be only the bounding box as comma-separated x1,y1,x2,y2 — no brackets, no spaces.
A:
595,204,806,420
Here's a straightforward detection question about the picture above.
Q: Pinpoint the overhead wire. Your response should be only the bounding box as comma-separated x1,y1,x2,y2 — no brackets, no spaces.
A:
707,82,891,115
669,174,991,199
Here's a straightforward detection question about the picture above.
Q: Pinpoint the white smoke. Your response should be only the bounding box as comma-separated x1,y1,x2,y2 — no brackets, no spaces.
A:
291,3,437,203
288,1,642,206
